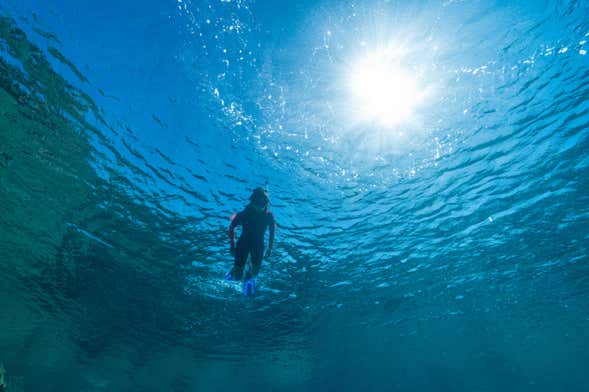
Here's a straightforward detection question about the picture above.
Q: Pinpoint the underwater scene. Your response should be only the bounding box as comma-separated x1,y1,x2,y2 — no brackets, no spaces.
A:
0,0,588,391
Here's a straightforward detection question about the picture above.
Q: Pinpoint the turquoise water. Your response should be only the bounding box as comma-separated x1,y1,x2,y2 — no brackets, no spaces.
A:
1,0,588,391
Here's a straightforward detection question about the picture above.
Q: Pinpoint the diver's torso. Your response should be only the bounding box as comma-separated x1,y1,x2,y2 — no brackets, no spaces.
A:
237,207,272,244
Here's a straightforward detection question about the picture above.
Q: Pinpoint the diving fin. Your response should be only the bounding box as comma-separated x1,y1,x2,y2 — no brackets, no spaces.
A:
225,267,244,281
243,276,255,297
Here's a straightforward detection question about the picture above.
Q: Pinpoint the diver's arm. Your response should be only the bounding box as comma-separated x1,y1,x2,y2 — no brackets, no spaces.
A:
266,213,276,257
229,213,240,250
268,221,275,249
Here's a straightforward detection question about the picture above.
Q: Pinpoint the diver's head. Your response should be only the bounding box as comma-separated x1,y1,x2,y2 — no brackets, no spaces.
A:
249,187,269,211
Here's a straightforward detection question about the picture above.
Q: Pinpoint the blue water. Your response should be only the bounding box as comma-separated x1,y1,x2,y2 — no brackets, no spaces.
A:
1,0,588,391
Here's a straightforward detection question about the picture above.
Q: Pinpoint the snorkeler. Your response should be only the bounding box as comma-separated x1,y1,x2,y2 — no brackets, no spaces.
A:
225,187,276,296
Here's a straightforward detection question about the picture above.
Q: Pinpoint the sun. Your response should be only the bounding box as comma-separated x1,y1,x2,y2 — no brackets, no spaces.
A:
347,48,424,127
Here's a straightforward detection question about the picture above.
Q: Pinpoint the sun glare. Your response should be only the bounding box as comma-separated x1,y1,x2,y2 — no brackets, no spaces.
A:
347,48,424,127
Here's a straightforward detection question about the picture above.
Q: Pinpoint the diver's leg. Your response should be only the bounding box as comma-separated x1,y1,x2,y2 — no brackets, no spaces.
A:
248,243,264,277
242,243,261,296
230,240,248,280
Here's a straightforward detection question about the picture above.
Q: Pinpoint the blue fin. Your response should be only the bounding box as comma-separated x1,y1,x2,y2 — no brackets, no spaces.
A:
243,277,255,297
224,270,235,281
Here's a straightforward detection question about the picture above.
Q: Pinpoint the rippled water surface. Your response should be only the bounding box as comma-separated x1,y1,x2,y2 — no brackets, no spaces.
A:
1,0,588,391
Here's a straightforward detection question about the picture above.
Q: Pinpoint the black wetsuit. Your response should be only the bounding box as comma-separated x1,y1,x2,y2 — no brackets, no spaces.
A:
230,205,275,275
